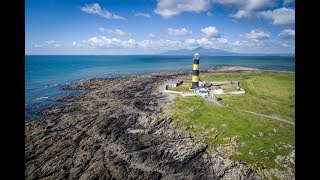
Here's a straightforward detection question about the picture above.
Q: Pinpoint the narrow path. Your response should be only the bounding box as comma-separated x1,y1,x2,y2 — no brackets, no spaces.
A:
203,96,295,126
205,95,223,106
231,108,295,126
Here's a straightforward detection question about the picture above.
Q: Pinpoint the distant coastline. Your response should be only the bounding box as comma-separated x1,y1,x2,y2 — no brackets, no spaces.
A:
26,65,293,120
160,47,295,56
25,55,295,120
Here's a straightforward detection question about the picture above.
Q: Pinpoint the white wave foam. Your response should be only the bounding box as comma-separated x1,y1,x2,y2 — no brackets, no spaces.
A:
46,83,57,87
34,97,49,101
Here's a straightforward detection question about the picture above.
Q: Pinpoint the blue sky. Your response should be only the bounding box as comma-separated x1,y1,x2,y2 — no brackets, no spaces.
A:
26,0,295,55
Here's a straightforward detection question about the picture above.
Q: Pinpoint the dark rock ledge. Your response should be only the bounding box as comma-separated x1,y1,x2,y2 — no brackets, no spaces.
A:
25,72,262,180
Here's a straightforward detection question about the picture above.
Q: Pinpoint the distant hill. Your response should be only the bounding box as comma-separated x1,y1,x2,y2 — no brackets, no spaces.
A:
160,47,294,56
160,47,242,56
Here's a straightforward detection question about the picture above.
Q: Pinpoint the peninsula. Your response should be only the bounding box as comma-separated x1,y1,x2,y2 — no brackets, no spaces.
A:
25,66,295,179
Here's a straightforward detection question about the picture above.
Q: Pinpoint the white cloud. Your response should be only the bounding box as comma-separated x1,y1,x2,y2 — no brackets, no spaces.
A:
278,29,295,39
215,2,295,26
259,7,295,25
183,37,229,49
98,27,105,32
139,38,228,50
201,26,220,38
216,0,275,19
231,39,293,54
198,38,228,48
87,36,122,48
215,37,228,44
122,39,138,48
72,35,293,54
53,44,61,48
72,40,87,48
245,0,275,10
184,38,197,46
34,44,42,48
217,0,274,11
167,28,192,36
234,28,294,53
46,40,56,45
113,29,128,36
139,39,182,49
81,3,125,20
154,0,211,18
45,40,60,47
34,40,61,48
72,36,230,51
232,10,251,18
215,0,242,6
98,27,130,36
196,38,212,47
73,36,138,49
243,29,270,40
283,0,294,6
153,0,282,21
148,33,155,38
134,12,151,18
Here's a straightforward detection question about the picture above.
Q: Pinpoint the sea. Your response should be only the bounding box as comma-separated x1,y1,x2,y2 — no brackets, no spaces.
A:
25,55,295,120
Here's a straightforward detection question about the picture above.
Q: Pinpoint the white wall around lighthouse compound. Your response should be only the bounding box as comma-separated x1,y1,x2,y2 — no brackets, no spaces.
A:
182,93,197,97
168,84,177,87
211,88,245,95
163,90,196,97
214,89,224,94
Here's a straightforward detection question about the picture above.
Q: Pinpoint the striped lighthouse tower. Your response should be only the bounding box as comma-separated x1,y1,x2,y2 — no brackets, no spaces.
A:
191,52,200,89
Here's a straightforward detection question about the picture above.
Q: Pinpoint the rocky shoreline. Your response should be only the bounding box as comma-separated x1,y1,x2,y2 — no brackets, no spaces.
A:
26,67,265,179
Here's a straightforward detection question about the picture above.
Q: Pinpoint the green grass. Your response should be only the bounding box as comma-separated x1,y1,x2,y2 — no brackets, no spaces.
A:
219,85,239,92
167,96,295,171
201,71,295,121
168,82,194,92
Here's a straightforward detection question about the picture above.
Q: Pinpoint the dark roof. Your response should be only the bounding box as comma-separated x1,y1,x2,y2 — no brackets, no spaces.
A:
167,80,180,84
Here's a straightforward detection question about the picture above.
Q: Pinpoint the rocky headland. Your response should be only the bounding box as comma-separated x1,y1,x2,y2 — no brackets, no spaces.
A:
25,68,264,179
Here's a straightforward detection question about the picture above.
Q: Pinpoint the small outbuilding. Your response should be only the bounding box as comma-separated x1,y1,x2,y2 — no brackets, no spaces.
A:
167,80,183,87
214,86,224,94
205,82,212,87
199,81,205,87
229,81,239,87
197,87,209,97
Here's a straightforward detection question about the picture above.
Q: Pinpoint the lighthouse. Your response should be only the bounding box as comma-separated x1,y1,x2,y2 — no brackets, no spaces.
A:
191,53,200,89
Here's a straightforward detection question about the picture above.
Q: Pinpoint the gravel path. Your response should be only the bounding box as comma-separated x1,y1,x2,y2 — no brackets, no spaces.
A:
203,96,295,126
232,108,295,126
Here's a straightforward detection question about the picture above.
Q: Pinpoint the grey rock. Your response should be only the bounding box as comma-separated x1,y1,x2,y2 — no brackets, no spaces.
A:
26,72,261,179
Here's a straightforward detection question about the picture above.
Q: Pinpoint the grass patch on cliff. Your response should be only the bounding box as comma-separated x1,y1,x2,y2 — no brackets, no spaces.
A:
220,85,239,92
201,71,295,121
167,82,194,93
167,96,295,171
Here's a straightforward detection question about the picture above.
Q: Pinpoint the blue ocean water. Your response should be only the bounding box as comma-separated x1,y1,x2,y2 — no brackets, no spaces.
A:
25,55,295,119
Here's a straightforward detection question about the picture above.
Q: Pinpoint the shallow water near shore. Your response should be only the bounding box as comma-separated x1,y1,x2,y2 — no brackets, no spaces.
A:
25,55,294,120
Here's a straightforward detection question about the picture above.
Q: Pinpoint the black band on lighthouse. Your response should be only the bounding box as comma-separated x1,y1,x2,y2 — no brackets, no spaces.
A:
192,70,199,75
192,82,198,89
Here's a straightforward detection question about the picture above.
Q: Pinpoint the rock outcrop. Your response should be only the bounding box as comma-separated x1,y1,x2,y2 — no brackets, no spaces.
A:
25,73,262,179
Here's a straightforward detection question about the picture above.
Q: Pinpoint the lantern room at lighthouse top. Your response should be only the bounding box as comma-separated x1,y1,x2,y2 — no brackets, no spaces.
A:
194,52,199,60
